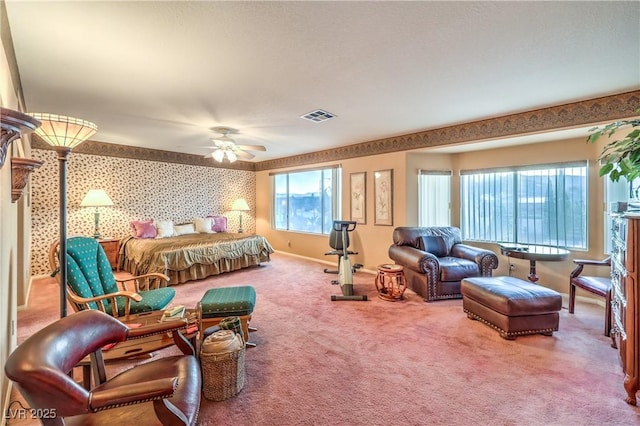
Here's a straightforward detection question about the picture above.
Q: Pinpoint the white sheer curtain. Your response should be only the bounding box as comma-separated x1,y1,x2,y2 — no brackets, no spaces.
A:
418,170,452,227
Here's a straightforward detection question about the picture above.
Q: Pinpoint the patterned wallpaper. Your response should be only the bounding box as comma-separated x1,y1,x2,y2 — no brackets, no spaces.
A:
30,149,256,276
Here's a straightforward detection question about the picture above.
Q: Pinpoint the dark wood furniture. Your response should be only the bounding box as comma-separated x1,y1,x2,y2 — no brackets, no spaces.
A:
569,257,612,337
611,213,640,405
500,244,569,283
98,237,119,270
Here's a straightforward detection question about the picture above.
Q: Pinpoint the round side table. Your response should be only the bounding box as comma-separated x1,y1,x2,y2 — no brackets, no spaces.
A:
375,264,407,301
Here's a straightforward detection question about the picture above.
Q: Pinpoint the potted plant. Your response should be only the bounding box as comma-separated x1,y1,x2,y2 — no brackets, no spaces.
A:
587,109,640,182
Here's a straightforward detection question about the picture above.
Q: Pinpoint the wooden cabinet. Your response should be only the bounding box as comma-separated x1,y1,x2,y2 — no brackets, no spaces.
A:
611,213,640,405
98,238,119,270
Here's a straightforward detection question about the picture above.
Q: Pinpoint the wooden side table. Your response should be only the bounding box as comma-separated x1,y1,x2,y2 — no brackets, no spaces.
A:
375,264,407,301
98,238,119,270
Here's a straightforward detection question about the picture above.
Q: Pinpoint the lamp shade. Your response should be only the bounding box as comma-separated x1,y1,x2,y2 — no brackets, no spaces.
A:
29,113,97,148
80,189,114,207
231,198,250,211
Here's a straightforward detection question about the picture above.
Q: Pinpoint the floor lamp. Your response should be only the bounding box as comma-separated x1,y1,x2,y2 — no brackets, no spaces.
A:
30,113,97,318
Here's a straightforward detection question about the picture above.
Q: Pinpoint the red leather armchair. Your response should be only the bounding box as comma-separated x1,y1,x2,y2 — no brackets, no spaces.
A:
389,226,499,302
5,310,201,425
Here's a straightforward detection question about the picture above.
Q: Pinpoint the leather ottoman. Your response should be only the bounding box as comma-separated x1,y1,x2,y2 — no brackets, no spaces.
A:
461,276,562,340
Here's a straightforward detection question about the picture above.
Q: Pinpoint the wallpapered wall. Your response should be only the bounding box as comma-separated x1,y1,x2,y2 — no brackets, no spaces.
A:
30,149,256,276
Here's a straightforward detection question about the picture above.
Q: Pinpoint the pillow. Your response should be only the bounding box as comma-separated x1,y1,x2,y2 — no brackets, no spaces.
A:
155,220,175,238
420,235,448,257
174,223,196,236
194,217,214,233
207,215,228,232
130,219,157,239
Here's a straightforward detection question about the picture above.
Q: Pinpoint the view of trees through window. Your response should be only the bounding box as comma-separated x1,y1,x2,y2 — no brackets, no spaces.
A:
461,163,588,249
273,167,340,234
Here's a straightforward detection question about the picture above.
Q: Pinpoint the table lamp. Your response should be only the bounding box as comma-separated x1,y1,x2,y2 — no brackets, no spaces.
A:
231,198,250,233
80,189,114,239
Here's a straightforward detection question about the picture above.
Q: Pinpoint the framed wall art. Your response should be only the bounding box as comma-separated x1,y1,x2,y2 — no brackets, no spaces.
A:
374,169,393,226
350,171,366,224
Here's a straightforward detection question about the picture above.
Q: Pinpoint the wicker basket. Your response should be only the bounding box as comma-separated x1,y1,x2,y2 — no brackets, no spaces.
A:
201,331,245,401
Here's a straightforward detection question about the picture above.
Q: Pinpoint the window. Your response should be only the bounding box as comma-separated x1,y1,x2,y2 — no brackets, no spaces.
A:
271,165,341,234
418,170,451,226
460,162,588,250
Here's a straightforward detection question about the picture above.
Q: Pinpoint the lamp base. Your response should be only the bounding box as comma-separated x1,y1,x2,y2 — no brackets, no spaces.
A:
94,209,101,239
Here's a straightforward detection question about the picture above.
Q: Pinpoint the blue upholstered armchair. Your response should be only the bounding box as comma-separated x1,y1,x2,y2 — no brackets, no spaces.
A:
49,236,175,317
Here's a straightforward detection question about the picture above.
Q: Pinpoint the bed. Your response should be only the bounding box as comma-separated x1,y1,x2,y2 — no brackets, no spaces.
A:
119,232,274,285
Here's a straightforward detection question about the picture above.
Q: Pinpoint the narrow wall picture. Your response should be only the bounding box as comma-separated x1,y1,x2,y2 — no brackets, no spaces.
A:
374,169,393,226
350,171,366,224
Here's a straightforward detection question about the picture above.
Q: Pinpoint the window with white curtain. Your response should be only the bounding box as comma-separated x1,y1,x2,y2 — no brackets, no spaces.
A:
271,165,341,235
460,162,588,250
418,170,452,227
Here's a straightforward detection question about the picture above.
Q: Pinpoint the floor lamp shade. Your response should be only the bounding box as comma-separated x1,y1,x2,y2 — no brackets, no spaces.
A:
30,113,97,318
232,198,250,233
80,189,114,239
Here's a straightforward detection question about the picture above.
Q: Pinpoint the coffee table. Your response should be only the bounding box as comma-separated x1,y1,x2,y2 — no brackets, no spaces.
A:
500,244,570,283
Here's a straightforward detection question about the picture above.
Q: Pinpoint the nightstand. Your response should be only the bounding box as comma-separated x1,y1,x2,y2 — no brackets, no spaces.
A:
98,238,119,270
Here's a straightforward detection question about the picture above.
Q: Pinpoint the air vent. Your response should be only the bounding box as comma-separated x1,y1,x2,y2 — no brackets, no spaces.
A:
300,109,337,123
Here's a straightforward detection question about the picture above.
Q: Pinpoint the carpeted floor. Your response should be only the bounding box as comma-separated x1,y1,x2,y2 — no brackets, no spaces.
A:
9,252,640,425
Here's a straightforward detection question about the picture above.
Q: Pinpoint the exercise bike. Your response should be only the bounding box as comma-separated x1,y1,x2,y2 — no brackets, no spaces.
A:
324,220,367,301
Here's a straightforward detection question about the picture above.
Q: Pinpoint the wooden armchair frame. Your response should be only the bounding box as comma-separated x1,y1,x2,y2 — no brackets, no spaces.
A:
49,239,172,318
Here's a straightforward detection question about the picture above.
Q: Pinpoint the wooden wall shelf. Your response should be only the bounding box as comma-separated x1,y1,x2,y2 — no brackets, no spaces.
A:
11,157,43,203
0,107,40,169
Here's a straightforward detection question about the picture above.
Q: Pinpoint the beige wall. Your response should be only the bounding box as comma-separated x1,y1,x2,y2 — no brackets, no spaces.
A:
257,151,409,272
257,136,612,297
1,33,32,418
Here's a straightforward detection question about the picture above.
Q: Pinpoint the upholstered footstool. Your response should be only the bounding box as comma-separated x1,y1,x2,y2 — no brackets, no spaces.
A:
197,286,257,347
461,276,562,340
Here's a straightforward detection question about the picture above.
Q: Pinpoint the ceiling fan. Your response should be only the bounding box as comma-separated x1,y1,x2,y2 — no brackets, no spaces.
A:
203,127,266,163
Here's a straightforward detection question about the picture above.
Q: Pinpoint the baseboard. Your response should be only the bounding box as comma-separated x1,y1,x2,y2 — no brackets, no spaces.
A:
274,250,377,275
17,274,48,311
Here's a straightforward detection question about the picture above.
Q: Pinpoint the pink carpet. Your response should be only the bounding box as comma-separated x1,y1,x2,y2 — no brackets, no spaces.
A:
10,253,640,425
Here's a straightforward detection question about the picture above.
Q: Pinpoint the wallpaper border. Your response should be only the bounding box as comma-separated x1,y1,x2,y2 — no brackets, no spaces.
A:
30,90,640,172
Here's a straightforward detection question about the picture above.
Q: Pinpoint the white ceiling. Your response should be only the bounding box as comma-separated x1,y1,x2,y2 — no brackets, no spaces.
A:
5,1,640,162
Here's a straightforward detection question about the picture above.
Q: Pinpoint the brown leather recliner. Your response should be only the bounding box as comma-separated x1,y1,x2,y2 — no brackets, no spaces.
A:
388,226,499,302
5,309,201,426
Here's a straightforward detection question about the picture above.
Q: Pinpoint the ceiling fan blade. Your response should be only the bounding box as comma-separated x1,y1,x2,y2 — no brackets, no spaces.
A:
236,144,266,152
235,150,255,160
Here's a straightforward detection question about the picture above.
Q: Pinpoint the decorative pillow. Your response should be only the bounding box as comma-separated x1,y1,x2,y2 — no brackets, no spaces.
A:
155,220,175,238
130,219,157,239
420,235,449,257
174,223,196,236
207,215,228,232
194,217,214,233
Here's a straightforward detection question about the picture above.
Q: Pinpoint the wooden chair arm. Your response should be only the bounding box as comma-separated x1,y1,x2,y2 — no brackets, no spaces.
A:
572,257,611,267
67,290,142,317
570,257,611,280
118,273,170,292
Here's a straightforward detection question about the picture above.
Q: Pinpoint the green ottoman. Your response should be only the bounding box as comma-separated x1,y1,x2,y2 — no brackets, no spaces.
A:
197,286,256,347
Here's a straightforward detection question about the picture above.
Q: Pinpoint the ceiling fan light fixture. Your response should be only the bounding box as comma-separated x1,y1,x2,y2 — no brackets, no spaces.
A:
212,149,225,162
226,150,237,163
